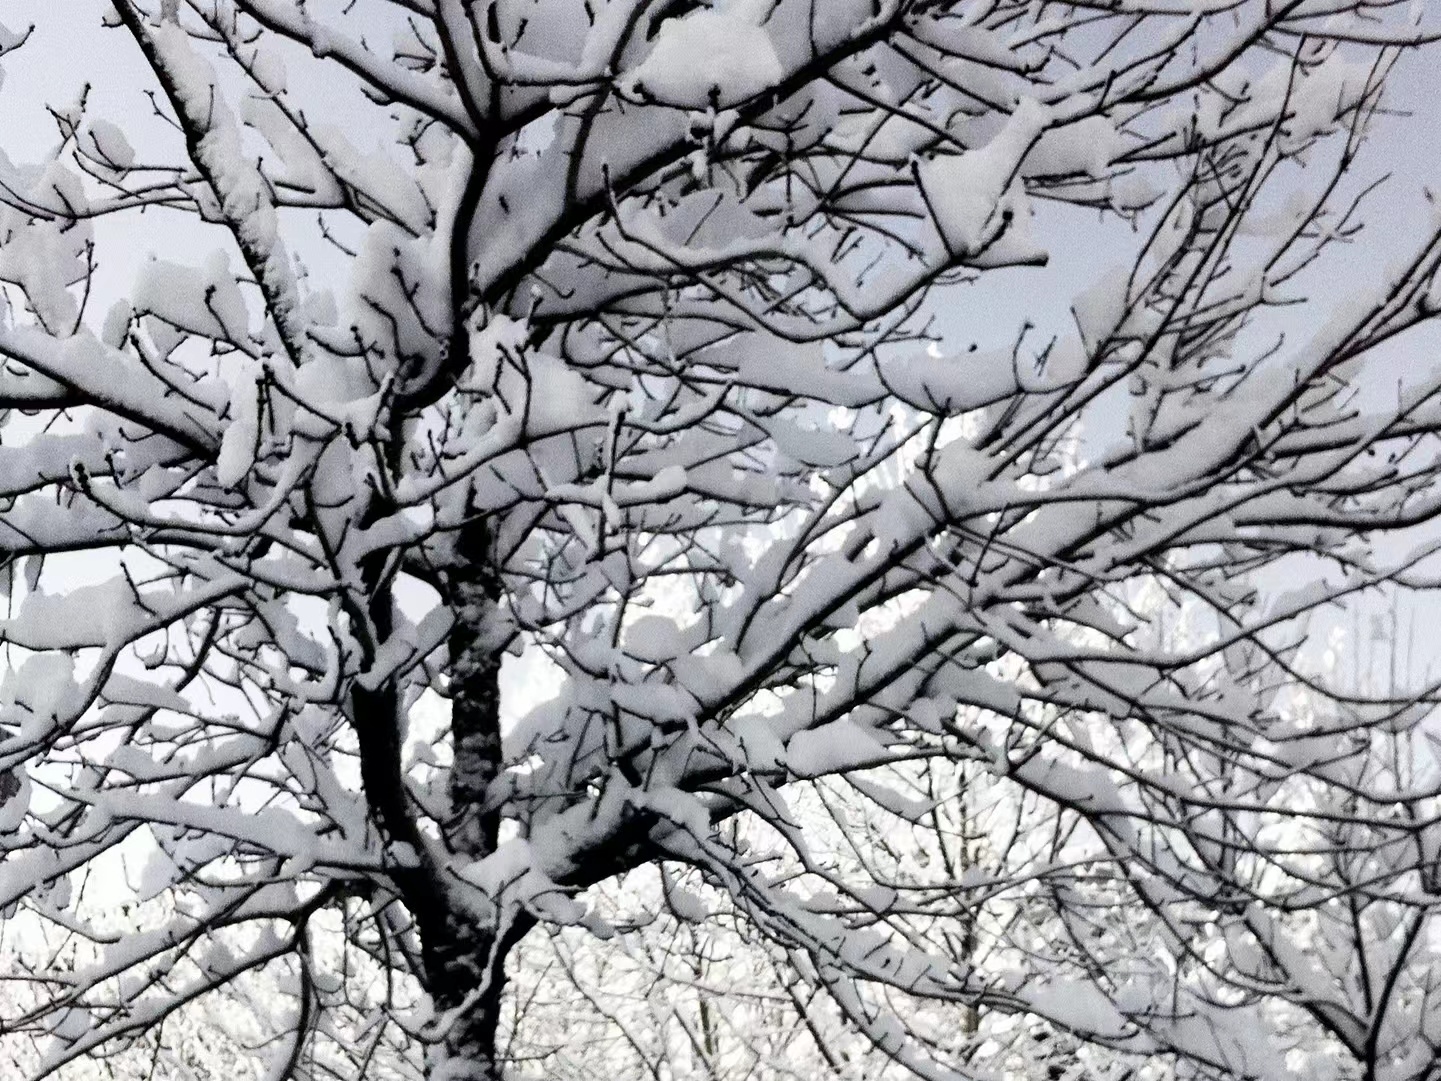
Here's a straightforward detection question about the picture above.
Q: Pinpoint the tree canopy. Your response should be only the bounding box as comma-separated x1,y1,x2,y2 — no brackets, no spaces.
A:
4,2,1441,1080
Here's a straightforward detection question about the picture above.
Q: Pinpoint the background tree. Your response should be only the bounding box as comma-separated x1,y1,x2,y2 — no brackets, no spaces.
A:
4,2,1441,1080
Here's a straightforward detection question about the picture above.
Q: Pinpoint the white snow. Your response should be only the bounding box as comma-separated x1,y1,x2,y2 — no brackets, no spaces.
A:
787,719,890,778
917,98,1051,256
620,4,783,108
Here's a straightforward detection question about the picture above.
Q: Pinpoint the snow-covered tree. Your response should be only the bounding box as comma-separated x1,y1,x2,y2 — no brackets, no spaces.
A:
4,2,1441,1079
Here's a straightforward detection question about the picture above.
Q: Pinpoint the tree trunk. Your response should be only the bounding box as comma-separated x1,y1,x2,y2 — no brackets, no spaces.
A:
349,502,520,1080
420,514,515,1080
443,517,505,861
420,916,510,1081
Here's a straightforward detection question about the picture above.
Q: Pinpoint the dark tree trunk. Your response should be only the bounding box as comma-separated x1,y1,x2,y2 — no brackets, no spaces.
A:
348,500,519,1080
419,514,515,1080
420,918,507,1081
444,517,505,860
420,911,534,1080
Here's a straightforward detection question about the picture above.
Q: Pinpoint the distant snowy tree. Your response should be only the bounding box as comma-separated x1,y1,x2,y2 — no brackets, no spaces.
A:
3,2,1441,1080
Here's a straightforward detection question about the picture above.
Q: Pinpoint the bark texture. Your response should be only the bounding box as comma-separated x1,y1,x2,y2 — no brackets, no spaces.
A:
422,515,513,1080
